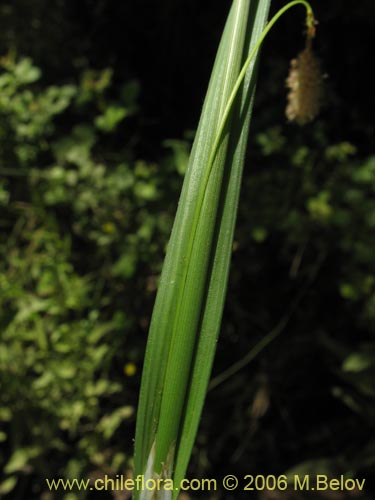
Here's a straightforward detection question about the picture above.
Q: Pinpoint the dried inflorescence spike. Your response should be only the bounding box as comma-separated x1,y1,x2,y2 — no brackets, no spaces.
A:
285,44,323,125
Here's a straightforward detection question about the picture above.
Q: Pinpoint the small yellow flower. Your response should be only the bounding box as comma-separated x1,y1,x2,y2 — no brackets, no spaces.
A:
102,222,116,234
124,362,137,377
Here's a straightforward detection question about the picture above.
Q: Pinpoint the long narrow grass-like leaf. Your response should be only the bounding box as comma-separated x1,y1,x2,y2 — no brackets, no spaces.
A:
133,1,271,496
133,1,315,498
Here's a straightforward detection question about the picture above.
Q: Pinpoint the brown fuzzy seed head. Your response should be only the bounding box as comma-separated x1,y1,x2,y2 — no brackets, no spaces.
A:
286,46,323,125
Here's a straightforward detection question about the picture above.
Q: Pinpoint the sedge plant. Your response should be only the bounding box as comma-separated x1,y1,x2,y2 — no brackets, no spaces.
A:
133,1,319,498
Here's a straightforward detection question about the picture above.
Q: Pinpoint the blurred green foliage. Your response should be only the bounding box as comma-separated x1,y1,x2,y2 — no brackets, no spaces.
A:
0,0,374,498
0,55,186,498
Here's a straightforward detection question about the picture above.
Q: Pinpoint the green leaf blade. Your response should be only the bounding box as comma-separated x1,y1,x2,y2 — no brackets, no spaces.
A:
133,1,272,496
